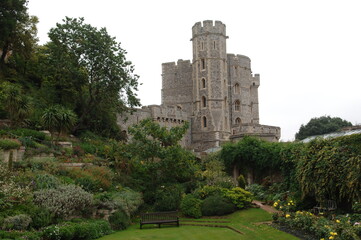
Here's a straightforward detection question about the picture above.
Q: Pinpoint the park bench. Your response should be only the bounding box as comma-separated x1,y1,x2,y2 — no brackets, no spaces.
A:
140,211,179,229
313,200,337,214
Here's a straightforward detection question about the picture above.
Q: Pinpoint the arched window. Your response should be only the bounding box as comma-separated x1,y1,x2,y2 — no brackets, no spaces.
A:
201,78,206,88
234,100,240,111
234,83,240,94
235,117,241,125
202,96,207,108
203,116,207,128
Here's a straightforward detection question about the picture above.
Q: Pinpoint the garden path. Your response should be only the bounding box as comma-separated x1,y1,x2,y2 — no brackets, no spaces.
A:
252,200,280,214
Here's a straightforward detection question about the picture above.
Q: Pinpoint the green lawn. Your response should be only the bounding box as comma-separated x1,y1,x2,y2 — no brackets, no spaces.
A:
98,208,299,240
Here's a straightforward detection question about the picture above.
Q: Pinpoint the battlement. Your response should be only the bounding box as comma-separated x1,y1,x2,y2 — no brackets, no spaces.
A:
192,20,226,37
162,59,191,72
227,54,251,68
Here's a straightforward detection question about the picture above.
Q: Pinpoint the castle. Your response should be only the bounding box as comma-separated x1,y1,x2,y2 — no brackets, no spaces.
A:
117,20,280,152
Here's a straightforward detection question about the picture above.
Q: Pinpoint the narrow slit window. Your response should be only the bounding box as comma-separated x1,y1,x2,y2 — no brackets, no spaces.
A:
201,59,205,70
203,116,207,128
202,96,207,107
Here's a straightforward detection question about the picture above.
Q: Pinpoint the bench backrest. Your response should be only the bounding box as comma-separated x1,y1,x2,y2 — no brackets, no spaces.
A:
141,211,178,221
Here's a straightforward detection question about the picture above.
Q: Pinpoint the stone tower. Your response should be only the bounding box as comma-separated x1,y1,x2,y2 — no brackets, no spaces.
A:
191,20,231,151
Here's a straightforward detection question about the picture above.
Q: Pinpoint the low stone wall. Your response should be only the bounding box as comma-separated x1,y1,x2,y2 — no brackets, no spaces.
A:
0,146,25,163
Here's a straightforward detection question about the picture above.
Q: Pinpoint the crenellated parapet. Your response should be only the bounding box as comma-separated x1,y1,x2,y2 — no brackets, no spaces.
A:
192,20,227,38
227,54,251,69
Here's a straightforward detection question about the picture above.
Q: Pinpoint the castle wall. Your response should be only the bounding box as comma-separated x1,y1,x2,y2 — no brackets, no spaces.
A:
117,105,191,147
162,60,193,114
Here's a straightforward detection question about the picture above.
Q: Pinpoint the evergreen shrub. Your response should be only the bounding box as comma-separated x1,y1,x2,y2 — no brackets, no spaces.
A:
222,187,253,209
201,195,236,216
154,185,183,211
237,174,246,189
108,209,130,230
2,214,32,230
180,194,202,218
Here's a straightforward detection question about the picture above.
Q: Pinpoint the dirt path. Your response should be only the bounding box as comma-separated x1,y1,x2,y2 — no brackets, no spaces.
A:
252,200,280,214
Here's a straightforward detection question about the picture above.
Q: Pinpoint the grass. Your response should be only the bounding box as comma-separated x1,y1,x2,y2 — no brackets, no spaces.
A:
98,208,300,240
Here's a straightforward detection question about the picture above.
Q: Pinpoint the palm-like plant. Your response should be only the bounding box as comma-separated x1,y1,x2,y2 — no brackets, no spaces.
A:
42,105,77,139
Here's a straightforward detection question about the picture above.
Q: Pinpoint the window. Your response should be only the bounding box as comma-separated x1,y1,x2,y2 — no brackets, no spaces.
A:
213,41,216,49
203,116,207,128
202,96,207,107
201,78,206,88
235,117,241,125
234,100,240,111
201,59,205,70
234,83,240,94
201,41,204,50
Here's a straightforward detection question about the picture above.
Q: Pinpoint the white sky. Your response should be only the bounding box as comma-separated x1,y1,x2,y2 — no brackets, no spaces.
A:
28,0,361,141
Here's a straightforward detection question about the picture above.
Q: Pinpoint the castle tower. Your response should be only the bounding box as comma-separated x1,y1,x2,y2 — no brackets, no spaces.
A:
227,54,260,128
191,20,230,151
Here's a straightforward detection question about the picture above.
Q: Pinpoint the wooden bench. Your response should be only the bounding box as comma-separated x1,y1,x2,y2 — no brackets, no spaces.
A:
140,211,179,229
313,200,337,214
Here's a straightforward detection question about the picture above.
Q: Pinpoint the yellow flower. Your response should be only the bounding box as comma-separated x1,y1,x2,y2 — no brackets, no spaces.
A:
336,219,340,223
280,206,283,209
329,237,334,240
285,214,290,218
321,238,325,240
273,202,278,207
288,203,290,206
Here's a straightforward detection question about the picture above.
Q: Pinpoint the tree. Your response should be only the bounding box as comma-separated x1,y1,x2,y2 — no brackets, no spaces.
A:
123,119,199,203
295,116,352,140
40,17,140,136
0,0,38,69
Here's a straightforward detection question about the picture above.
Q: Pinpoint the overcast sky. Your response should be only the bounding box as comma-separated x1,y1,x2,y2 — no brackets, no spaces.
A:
28,0,361,141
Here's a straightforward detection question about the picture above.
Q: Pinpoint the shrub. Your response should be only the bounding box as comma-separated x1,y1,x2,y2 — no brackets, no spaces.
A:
193,185,224,200
0,139,21,150
33,184,93,218
66,166,113,192
29,207,53,229
237,174,246,189
0,230,41,240
108,209,130,230
34,173,60,190
154,184,183,211
222,187,253,209
2,214,32,230
180,194,202,218
11,128,46,141
246,184,267,200
112,188,143,217
42,220,111,240
201,195,236,216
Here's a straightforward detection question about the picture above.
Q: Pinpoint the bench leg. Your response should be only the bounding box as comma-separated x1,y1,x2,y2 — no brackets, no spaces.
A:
158,223,161,228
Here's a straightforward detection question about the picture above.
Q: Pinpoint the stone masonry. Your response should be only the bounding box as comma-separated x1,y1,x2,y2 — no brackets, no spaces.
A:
117,20,280,152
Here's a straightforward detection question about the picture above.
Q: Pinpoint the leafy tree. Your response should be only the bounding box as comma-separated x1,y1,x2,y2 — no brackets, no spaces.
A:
295,116,352,140
123,119,199,203
0,0,38,69
40,17,140,137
